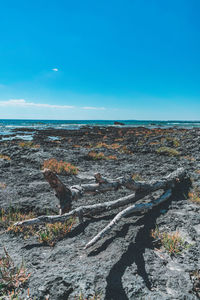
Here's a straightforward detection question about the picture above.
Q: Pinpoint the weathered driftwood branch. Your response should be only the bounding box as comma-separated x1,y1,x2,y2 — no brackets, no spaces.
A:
85,189,172,249
43,168,185,214
71,168,185,195
93,168,185,193
14,168,185,230
43,169,72,214
14,192,146,227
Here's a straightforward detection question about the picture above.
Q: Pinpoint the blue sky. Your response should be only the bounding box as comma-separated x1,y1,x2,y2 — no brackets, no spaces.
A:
0,0,200,120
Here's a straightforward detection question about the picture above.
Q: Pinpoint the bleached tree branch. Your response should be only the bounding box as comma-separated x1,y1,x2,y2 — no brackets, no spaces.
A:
85,189,172,249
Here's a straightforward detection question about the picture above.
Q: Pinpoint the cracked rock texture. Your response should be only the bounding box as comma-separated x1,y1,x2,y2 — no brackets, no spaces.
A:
0,126,200,299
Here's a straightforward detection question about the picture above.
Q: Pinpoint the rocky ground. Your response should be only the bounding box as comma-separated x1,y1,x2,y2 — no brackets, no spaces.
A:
0,126,200,299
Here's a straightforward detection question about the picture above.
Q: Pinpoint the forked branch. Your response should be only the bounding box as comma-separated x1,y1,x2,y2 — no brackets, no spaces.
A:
85,189,172,249
13,192,145,227
13,168,187,250
43,168,185,215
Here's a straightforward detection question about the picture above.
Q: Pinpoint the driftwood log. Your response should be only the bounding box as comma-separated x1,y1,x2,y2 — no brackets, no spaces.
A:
14,168,186,249
43,169,72,214
43,167,185,213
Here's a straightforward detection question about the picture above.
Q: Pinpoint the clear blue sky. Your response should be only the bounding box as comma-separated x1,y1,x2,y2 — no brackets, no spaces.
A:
0,0,200,120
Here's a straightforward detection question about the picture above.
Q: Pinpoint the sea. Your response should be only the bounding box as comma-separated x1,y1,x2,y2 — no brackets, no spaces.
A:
0,119,200,141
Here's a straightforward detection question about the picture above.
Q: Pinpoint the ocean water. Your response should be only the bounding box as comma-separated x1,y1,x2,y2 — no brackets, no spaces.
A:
0,119,200,140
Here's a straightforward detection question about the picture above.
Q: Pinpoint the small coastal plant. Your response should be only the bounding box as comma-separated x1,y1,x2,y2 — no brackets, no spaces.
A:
87,151,117,160
94,142,109,148
156,146,180,157
42,158,78,175
188,187,200,204
137,140,145,146
151,227,190,255
106,155,117,160
93,142,130,154
165,137,180,147
132,173,143,181
0,208,35,231
76,291,101,300
149,141,160,145
190,270,200,298
37,218,75,246
18,141,40,148
94,142,121,150
87,151,105,160
0,183,6,189
0,154,11,161
0,247,31,297
2,208,76,246
172,138,180,147
119,145,132,154
183,155,195,161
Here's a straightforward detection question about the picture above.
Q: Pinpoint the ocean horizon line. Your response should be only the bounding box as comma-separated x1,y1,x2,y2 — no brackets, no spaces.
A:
1,118,200,122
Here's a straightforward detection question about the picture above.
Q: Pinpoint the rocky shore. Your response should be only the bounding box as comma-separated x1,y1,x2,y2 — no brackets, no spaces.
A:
0,126,200,299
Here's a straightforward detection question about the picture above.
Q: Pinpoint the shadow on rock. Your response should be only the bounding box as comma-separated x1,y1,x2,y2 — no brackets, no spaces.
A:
105,177,191,300
68,213,117,239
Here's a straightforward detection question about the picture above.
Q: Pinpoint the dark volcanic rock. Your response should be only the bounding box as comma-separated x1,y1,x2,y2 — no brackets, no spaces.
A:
0,126,200,299
114,121,125,125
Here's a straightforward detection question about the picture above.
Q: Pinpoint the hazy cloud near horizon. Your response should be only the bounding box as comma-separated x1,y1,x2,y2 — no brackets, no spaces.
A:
0,99,105,111
0,98,199,121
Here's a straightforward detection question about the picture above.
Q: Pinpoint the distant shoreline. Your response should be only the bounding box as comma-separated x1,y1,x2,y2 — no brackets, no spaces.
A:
0,118,200,122
0,119,200,141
